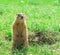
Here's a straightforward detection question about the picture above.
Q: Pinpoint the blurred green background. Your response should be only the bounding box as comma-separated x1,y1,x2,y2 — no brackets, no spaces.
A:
0,0,60,55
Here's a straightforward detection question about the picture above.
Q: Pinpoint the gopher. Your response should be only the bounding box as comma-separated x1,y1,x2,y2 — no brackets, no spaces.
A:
12,13,28,49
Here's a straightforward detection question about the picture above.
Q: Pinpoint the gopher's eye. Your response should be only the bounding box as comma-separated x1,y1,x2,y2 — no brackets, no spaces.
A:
21,16,23,19
18,14,20,17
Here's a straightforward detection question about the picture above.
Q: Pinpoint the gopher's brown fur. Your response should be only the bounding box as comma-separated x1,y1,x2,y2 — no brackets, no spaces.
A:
12,13,28,49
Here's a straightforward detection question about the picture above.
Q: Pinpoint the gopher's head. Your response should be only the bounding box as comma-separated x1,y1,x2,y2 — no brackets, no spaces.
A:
16,13,24,20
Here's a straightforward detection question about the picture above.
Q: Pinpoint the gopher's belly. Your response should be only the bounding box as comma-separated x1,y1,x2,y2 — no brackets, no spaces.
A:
12,24,26,46
13,37,26,47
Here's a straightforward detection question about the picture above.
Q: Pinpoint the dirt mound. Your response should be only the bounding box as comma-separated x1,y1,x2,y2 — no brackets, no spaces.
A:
28,30,59,45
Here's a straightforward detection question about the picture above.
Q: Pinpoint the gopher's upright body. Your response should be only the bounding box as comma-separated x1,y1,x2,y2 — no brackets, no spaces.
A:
12,13,28,49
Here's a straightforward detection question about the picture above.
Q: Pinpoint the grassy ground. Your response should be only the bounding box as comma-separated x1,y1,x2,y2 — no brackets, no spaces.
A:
0,0,60,55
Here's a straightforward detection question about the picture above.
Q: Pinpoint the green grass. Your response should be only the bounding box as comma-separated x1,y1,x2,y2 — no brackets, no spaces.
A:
0,0,60,55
